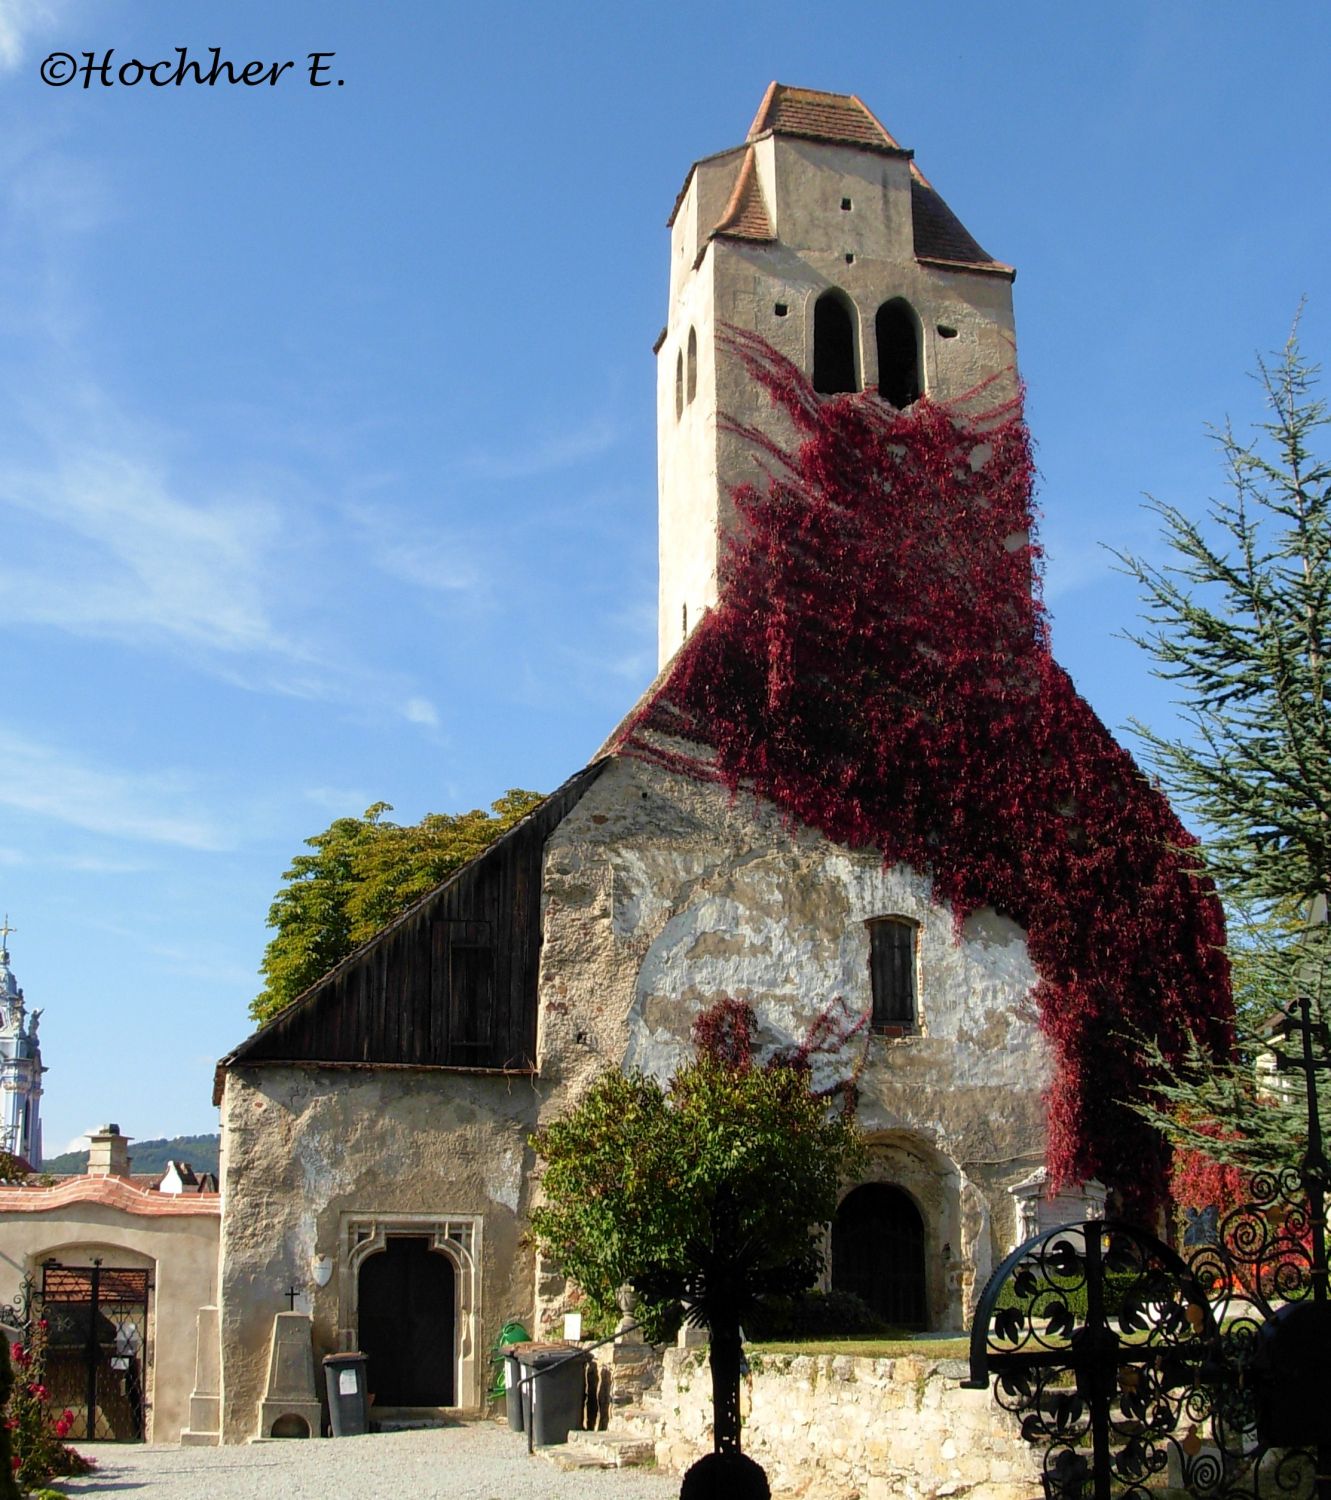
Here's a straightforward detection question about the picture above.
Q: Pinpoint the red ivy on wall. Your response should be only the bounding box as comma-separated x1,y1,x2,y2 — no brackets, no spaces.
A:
623,330,1232,1214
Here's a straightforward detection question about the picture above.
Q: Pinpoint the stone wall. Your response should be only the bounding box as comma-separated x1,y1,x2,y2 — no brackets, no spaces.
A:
655,1347,1039,1500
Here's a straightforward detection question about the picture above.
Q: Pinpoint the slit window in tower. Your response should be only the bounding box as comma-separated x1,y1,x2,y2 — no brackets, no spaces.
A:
812,290,858,395
876,299,921,408
675,350,684,419
686,327,698,403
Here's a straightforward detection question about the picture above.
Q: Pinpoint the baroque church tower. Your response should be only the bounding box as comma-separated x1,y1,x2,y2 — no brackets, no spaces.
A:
0,921,43,1167
656,82,1018,666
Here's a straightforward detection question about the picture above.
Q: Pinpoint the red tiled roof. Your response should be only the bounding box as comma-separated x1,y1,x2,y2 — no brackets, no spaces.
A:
747,82,905,153
0,1175,219,1217
713,147,773,243
910,165,1013,278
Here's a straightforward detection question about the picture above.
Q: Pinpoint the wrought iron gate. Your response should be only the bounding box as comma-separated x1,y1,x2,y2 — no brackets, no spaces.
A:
967,997,1330,1500
40,1261,151,1442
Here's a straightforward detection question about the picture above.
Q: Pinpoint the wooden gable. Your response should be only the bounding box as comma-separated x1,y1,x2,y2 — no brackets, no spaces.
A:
216,765,605,1095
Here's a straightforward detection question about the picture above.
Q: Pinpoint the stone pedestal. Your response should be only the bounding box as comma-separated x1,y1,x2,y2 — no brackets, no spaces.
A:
180,1306,221,1445
252,1312,322,1441
606,1339,661,1413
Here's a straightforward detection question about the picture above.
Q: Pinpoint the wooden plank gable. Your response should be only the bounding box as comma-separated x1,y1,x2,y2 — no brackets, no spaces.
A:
216,764,605,1093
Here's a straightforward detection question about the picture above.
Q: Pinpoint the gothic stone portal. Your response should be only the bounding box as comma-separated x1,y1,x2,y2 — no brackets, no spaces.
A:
358,1237,455,1407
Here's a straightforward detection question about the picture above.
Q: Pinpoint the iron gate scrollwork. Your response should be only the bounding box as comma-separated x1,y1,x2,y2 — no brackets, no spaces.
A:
967,996,1329,1500
40,1260,151,1442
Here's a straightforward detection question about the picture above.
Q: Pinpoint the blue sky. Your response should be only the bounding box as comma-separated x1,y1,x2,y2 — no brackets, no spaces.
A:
1,0,1327,1156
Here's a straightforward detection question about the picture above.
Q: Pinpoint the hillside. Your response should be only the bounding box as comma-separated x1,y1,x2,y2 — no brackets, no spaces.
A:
42,1133,220,1178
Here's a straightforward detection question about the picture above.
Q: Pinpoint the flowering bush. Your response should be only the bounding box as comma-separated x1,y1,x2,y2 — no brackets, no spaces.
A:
622,332,1232,1214
6,1322,93,1490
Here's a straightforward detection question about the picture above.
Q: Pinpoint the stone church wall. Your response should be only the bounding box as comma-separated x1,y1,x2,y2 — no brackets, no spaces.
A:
217,750,1052,1438
534,755,1051,1330
217,1065,542,1442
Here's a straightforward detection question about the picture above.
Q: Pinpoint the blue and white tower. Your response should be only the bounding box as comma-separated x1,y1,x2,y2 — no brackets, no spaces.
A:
0,919,43,1167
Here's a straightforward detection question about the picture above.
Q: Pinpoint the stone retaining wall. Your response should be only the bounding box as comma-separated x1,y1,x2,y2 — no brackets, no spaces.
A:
655,1348,1040,1500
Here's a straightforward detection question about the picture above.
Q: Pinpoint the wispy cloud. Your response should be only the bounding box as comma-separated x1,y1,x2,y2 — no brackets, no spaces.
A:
369,529,484,595
458,413,619,482
303,786,374,817
403,696,440,728
0,729,231,850
0,0,71,73
0,445,293,657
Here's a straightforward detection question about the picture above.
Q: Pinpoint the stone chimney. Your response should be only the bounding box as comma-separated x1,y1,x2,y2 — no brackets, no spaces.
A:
86,1124,131,1178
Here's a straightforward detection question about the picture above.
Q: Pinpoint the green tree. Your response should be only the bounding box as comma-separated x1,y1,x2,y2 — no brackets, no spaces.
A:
1121,324,1330,1175
252,790,543,1023
530,1000,864,1469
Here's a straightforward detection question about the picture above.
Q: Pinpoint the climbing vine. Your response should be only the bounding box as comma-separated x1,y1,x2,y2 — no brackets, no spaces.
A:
623,330,1231,1213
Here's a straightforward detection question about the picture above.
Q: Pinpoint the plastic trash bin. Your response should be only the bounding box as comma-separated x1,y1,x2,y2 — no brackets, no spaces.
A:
520,1346,591,1446
505,1352,525,1431
323,1351,370,1437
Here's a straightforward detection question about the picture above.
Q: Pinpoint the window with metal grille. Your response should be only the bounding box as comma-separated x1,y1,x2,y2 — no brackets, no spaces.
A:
868,917,917,1031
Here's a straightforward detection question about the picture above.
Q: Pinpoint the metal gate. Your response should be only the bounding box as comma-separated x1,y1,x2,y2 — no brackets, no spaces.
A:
40,1261,151,1442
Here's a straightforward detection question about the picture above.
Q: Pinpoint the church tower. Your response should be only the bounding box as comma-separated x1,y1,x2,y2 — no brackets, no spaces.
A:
657,83,1018,666
0,921,44,1167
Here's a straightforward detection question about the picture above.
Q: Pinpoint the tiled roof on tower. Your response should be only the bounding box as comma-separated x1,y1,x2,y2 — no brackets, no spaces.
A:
712,147,774,243
746,82,905,153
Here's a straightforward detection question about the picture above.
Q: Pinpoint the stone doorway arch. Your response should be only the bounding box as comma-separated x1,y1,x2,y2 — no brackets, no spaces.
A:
340,1214,481,1411
830,1183,927,1329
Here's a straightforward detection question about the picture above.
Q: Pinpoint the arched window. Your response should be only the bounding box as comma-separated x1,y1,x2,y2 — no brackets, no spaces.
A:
831,1183,927,1328
812,290,858,395
686,327,698,403
867,916,918,1031
875,299,921,408
675,350,684,420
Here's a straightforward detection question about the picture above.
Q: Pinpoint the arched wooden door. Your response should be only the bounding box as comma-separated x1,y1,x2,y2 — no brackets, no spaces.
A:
358,1236,455,1406
831,1183,927,1329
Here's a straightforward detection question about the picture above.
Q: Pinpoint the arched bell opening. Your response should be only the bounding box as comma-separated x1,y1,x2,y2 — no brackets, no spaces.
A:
812,289,859,395
875,298,922,408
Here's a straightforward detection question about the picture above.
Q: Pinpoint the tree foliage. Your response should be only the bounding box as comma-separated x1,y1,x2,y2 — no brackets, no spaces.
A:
251,790,543,1023
1121,324,1331,1180
528,1000,865,1343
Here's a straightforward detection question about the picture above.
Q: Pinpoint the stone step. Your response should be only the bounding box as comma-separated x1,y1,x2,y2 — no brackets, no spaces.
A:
614,1401,664,1438
371,1405,453,1432
541,1428,657,1470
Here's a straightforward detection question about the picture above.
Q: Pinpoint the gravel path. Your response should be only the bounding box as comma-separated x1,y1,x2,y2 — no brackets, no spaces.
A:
58,1425,680,1499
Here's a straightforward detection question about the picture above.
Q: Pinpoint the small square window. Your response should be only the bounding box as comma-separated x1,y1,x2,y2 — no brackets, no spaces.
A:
844,252,855,265
868,917,917,1031
774,302,788,317
841,197,852,211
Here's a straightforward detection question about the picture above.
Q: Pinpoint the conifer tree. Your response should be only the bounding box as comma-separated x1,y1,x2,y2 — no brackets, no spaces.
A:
1122,323,1330,1176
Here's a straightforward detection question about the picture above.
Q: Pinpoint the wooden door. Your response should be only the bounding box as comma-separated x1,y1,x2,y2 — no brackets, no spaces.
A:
358,1237,455,1406
831,1183,927,1329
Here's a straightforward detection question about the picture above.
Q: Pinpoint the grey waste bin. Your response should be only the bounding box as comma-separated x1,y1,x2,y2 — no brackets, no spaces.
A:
504,1352,524,1431
323,1351,370,1437
520,1346,591,1446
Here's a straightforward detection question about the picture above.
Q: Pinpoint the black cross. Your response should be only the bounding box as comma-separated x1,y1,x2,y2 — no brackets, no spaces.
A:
284,1286,301,1311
